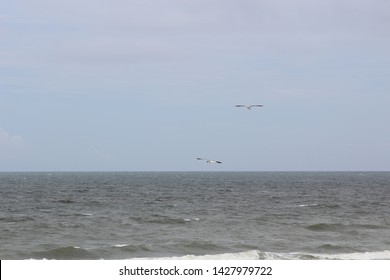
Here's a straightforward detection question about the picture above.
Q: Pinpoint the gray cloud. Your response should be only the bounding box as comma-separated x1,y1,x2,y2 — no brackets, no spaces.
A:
3,0,389,69
1,0,389,171
0,128,27,162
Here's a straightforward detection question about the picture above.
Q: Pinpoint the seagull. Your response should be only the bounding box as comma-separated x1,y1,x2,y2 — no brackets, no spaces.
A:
235,104,263,110
196,158,222,164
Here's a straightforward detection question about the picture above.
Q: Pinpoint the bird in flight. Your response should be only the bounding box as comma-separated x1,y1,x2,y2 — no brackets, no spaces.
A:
235,104,263,110
196,158,222,164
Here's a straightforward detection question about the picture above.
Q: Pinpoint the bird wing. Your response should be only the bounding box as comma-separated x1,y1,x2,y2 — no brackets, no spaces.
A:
197,158,221,163
249,104,263,108
208,160,222,164
235,105,246,107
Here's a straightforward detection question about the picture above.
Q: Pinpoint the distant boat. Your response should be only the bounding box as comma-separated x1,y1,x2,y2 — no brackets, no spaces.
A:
235,104,263,110
196,158,222,164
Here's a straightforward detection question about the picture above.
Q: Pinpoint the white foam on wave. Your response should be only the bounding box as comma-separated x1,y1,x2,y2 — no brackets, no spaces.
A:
113,244,129,248
314,250,390,260
254,250,390,260
183,218,200,222
131,250,261,260
130,250,390,260
298,203,319,207
80,213,93,216
170,250,261,260
258,250,390,260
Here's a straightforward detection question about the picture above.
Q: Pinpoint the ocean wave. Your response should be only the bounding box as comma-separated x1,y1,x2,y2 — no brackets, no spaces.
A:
317,244,356,252
129,250,390,260
20,247,390,260
57,212,94,217
131,250,263,260
305,222,387,232
75,212,93,216
183,218,200,222
305,223,345,232
29,246,97,259
133,215,199,225
314,250,390,260
111,244,152,253
53,199,76,204
0,216,35,222
258,250,390,260
297,204,319,207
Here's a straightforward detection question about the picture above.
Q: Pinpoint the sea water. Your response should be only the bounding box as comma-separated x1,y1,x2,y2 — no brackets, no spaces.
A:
1,172,389,259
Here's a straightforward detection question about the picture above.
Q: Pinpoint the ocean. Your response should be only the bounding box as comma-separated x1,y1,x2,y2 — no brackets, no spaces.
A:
1,171,389,260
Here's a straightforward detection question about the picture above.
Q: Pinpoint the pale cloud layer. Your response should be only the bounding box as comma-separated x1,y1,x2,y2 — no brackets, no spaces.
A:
1,0,389,171
0,128,28,169
0,128,24,148
4,0,390,66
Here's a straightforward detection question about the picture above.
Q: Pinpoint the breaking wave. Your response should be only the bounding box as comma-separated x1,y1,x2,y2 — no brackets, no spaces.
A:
130,250,390,260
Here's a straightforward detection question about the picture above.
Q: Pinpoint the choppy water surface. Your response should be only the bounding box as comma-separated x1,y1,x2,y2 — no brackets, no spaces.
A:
1,172,389,259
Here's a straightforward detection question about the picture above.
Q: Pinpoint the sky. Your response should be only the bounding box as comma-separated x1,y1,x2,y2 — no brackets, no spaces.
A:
1,0,390,172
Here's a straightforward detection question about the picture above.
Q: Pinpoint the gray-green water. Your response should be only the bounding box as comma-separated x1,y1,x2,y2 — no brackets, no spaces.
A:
1,172,389,259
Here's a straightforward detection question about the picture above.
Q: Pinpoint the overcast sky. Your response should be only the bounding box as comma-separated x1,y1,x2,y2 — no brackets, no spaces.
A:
1,0,390,171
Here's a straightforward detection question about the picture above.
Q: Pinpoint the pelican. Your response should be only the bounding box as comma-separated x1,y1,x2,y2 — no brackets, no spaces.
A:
235,104,263,110
196,158,222,164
